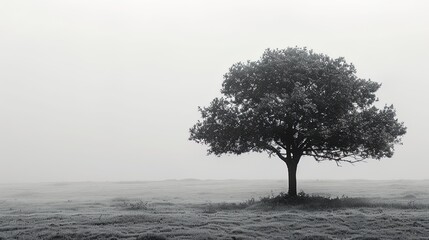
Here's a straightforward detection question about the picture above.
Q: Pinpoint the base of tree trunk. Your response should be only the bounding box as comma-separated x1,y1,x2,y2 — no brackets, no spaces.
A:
287,162,298,197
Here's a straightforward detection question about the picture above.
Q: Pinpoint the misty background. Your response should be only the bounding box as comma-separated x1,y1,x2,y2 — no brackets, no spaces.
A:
0,0,428,183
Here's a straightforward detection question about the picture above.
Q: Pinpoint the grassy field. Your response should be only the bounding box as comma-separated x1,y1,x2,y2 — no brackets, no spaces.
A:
0,180,428,239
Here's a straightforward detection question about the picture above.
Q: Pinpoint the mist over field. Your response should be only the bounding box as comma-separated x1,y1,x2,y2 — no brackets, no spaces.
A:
1,0,428,183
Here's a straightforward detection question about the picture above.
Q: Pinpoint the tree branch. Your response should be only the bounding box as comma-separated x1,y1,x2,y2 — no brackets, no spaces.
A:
266,144,287,162
306,147,366,164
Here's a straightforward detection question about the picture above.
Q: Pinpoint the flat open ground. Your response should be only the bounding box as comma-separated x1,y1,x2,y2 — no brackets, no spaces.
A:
0,180,428,239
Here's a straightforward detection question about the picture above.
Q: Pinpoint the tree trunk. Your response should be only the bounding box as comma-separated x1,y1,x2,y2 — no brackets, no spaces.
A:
287,161,298,197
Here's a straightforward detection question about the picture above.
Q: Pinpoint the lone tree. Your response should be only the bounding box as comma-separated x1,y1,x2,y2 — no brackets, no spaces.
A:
189,47,406,196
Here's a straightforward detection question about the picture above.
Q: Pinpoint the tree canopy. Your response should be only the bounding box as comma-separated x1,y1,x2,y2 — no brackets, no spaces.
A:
189,47,406,196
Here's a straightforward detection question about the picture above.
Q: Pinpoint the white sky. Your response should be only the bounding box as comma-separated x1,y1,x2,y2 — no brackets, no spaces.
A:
0,0,428,183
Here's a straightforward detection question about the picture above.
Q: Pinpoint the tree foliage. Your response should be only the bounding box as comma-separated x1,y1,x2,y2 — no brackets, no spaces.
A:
189,47,406,166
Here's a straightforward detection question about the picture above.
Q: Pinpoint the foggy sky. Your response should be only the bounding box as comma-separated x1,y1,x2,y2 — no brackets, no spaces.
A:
1,0,428,183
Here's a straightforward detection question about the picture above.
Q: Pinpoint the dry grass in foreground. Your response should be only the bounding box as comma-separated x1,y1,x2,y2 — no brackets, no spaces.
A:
1,180,428,239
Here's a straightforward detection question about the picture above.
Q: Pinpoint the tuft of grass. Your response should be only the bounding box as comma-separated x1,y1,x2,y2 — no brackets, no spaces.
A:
199,191,428,212
259,190,354,209
258,191,428,210
202,198,256,213
119,200,150,210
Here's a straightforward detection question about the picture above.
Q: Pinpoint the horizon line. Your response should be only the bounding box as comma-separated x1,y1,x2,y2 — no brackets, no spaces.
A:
1,178,428,185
